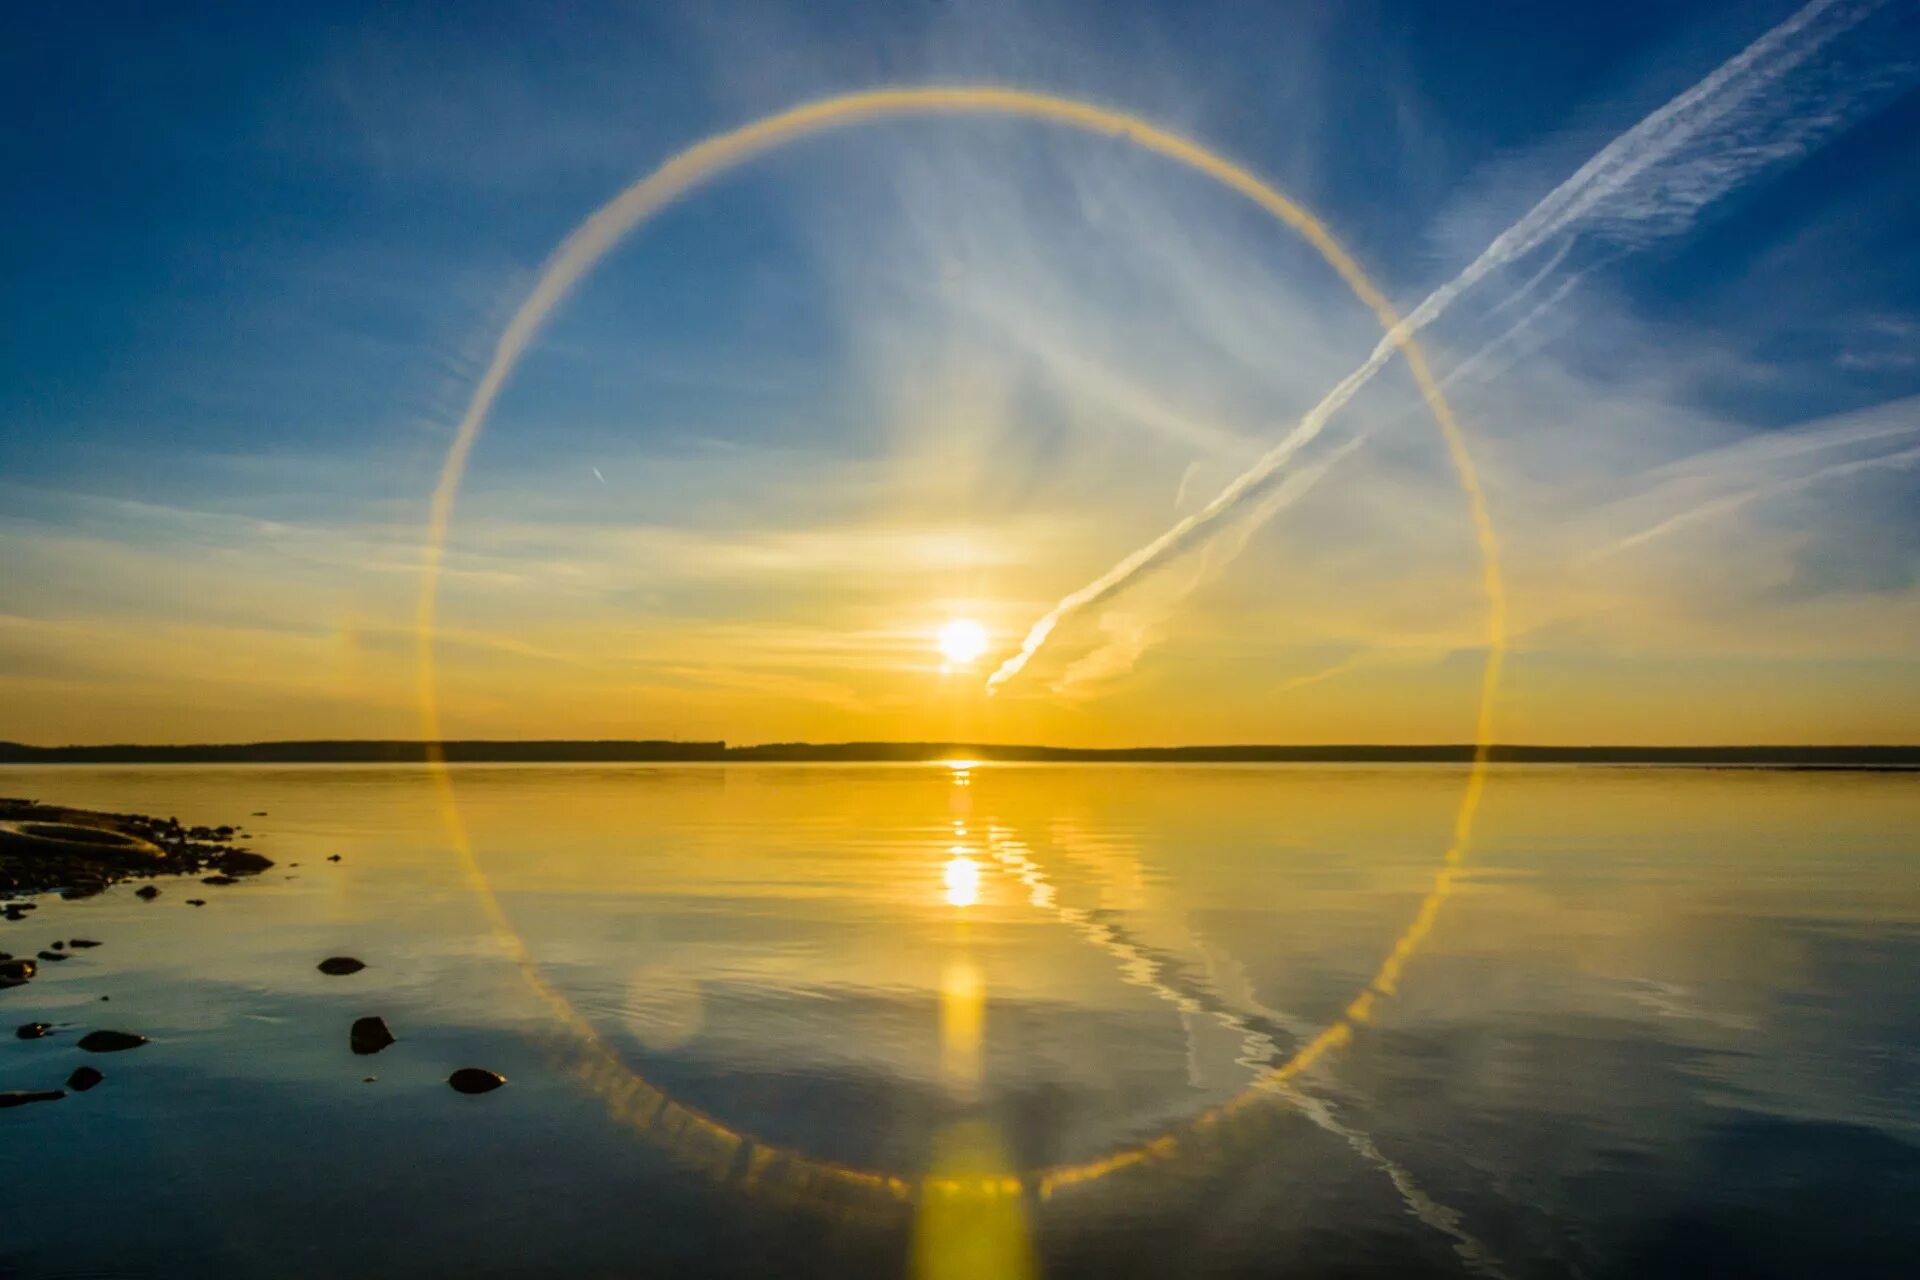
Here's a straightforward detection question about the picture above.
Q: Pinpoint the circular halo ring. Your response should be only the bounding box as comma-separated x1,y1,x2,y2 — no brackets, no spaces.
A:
416,85,1506,1213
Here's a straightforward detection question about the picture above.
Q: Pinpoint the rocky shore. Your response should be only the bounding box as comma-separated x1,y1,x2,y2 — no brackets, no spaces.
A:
3,797,505,1108
0,797,272,899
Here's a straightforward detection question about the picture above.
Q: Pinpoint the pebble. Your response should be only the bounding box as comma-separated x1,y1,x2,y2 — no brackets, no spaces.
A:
77,1030,149,1053
66,1065,103,1092
201,874,239,886
0,958,37,987
186,899,206,907
16,1022,53,1040
448,1068,507,1095
68,939,102,948
135,886,160,900
36,950,70,962
317,956,366,976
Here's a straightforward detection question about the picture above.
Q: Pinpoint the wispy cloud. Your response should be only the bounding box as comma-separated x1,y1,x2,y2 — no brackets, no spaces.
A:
988,0,1918,692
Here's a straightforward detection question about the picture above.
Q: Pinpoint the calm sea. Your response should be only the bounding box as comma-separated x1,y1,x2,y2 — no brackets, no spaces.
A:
2,764,1917,1278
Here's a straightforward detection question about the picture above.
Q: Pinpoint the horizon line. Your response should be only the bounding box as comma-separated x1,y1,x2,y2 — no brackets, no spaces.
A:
2,738,1918,767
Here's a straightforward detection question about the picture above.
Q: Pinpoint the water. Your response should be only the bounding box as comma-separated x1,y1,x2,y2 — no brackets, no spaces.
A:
2,763,1917,1278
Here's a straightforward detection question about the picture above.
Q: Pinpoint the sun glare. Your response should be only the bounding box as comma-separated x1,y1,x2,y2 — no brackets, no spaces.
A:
937,618,989,666
943,854,981,908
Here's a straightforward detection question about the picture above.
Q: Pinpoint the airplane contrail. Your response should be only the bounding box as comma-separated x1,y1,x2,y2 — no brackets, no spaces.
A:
987,0,1900,692
1601,442,1920,557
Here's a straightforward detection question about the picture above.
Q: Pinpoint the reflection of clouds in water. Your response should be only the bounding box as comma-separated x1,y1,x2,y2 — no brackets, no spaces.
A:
984,822,1506,1278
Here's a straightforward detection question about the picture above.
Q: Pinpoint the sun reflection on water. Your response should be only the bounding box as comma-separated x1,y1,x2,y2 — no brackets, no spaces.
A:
943,853,981,908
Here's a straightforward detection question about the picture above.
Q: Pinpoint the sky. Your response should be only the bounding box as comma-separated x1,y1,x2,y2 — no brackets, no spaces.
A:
2,0,1918,747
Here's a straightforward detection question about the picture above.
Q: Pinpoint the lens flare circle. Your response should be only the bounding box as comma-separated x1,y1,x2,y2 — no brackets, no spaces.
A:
418,85,1505,1214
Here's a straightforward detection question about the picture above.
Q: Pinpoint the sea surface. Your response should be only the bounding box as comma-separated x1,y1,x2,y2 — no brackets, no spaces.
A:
2,763,1917,1278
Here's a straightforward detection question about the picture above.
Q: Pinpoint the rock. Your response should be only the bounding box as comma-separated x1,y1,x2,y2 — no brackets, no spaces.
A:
251,811,267,817
66,1065,103,1092
51,940,64,950
186,899,206,906
350,1016,396,1055
200,874,239,886
0,958,37,987
135,885,160,900
68,939,101,949
317,956,365,976
36,950,69,962
16,1021,53,1039
0,1090,64,1108
77,1030,148,1053
448,1068,506,1094
362,1076,377,1083
327,855,342,863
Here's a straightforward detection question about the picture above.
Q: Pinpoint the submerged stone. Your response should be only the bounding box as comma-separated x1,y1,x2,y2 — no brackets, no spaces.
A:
0,958,35,987
15,1022,53,1040
317,956,365,976
135,885,160,900
66,1065,103,1092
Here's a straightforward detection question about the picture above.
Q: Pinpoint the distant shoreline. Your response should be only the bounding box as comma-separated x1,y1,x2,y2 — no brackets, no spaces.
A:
1,740,1916,768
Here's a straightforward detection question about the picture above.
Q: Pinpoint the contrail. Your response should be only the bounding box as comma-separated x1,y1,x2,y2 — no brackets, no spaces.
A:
1601,442,1920,557
987,0,1898,692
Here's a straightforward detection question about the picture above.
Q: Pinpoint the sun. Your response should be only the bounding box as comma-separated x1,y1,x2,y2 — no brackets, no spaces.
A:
936,618,989,666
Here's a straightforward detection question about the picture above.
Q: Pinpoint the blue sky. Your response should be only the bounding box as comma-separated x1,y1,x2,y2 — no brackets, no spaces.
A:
2,0,1918,744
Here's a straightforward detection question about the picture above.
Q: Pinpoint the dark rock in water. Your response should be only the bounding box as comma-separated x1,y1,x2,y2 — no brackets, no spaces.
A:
135,885,160,900
350,1015,396,1055
201,874,239,886
448,1068,506,1094
317,956,366,976
0,1089,64,1108
186,899,206,907
0,958,37,987
77,1029,148,1053
212,849,272,875
16,1021,53,1040
50,940,65,950
362,1076,377,1083
68,939,101,949
37,950,69,962
327,855,342,863
252,811,267,817
66,1065,103,1092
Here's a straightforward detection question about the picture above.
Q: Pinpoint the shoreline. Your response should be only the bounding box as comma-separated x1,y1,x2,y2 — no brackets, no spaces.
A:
0,797,271,903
